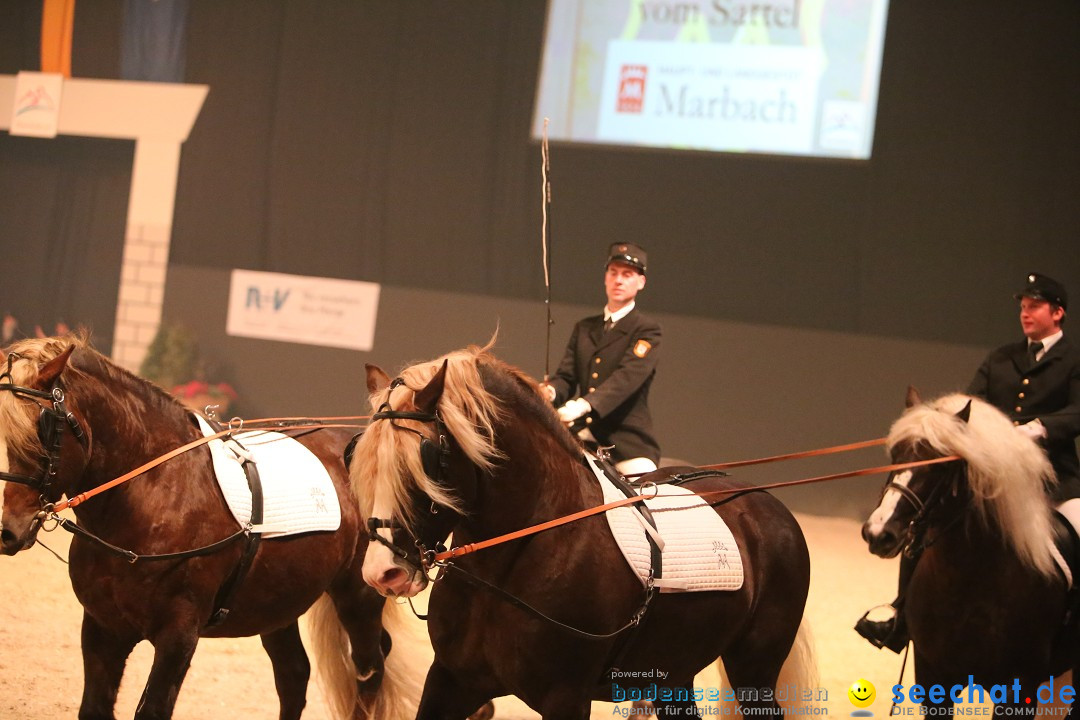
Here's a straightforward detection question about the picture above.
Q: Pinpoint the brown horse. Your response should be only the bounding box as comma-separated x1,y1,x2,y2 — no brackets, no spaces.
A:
349,344,814,719
862,390,1078,712
0,336,417,720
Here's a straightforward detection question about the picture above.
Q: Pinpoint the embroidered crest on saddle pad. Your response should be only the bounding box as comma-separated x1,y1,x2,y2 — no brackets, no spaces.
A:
196,416,340,537
585,456,744,592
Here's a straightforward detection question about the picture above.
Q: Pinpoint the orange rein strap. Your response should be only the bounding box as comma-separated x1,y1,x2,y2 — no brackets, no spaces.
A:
431,454,961,564
623,436,888,477
52,421,365,513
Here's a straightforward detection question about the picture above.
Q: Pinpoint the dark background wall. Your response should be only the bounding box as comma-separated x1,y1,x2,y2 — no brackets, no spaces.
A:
1,0,1077,517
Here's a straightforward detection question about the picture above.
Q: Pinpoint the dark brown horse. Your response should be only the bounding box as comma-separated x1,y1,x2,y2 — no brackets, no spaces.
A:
349,344,814,719
0,337,417,720
862,390,1078,712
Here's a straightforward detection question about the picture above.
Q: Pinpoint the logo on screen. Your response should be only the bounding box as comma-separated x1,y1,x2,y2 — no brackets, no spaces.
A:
617,65,647,113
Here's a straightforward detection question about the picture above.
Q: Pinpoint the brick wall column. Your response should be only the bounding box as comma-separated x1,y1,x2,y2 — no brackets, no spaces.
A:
111,138,182,372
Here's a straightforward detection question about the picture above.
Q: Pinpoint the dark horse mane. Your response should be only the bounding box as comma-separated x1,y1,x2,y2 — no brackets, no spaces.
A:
1,335,192,465
474,353,582,458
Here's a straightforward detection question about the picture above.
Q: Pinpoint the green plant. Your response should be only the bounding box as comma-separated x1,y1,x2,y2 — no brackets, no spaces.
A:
139,322,203,390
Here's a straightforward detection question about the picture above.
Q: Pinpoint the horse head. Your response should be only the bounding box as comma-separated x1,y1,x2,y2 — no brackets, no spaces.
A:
862,387,971,558
862,387,1057,577
354,358,480,598
1,341,91,555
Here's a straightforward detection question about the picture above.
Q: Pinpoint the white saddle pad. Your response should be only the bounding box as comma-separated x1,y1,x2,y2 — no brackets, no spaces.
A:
196,416,341,537
586,455,744,592
1049,498,1080,588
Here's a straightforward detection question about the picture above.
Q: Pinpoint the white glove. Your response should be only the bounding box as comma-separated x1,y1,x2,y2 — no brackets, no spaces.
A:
557,398,591,424
539,383,557,403
1015,420,1047,441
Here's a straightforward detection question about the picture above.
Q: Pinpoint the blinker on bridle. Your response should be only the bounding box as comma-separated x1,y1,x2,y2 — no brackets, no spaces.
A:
881,463,957,559
0,351,86,500
365,377,452,571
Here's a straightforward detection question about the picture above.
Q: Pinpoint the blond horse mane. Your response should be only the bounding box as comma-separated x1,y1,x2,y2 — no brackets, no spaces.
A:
350,342,507,527
887,393,1057,577
0,334,90,465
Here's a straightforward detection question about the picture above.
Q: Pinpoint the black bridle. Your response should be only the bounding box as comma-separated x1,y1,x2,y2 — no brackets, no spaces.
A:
0,353,86,500
362,378,658,640
364,378,453,571
880,462,960,559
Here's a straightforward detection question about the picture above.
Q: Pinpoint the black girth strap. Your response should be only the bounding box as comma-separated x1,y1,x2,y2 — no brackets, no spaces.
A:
581,453,663,685
204,418,264,628
589,454,663,582
437,562,653,640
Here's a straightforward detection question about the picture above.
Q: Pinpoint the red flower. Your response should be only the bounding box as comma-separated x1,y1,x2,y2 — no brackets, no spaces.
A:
171,380,238,401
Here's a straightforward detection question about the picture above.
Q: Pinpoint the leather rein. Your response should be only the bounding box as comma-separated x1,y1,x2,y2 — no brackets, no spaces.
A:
0,358,368,563
363,385,961,640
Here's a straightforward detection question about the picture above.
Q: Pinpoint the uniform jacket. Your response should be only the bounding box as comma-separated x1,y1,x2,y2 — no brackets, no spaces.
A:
550,308,661,463
967,334,1080,502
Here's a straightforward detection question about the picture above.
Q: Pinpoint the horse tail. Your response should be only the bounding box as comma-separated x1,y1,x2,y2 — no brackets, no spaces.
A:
308,594,427,720
375,593,430,718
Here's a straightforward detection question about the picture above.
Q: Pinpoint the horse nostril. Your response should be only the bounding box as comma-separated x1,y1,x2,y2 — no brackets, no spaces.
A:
379,567,405,588
0,528,17,549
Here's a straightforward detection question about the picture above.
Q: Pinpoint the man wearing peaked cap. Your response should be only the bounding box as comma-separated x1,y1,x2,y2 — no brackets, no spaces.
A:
970,271,1078,498
540,242,662,475
858,271,1080,654
1013,272,1068,310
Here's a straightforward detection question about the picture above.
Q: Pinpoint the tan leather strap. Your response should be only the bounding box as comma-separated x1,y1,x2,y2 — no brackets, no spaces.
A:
624,437,888,477
53,422,363,512
432,454,960,563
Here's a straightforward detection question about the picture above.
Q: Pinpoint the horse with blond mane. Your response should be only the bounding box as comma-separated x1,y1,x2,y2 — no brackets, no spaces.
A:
0,336,418,720
350,343,814,718
863,389,1080,711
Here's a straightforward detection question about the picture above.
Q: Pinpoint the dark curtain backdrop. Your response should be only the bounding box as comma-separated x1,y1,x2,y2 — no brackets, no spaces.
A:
0,136,131,351
2,0,1078,350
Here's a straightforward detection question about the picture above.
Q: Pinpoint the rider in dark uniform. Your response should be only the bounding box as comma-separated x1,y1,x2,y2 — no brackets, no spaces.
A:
857,272,1080,652
541,243,662,474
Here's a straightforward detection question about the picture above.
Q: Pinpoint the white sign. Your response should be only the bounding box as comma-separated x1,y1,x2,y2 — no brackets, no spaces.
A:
9,71,64,138
597,41,823,155
226,269,380,351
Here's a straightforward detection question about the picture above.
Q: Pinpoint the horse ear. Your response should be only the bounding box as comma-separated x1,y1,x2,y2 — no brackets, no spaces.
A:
414,360,448,415
905,385,922,408
955,399,972,424
366,364,391,394
34,345,75,389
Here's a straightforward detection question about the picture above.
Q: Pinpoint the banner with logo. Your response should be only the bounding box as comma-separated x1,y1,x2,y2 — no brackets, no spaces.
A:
226,269,380,351
10,72,64,138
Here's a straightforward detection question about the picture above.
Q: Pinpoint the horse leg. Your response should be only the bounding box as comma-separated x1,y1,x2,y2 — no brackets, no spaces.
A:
78,612,138,720
650,682,700,717
415,660,494,720
533,690,591,719
721,633,790,717
994,681,1041,718
910,653,958,715
133,622,200,720
260,622,309,720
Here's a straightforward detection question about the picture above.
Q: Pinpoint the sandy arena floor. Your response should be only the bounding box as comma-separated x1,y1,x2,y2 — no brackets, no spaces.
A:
0,513,1056,719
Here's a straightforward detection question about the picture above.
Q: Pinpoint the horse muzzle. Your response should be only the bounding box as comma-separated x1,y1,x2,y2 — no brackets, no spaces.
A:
862,521,904,559
0,519,40,555
366,562,429,598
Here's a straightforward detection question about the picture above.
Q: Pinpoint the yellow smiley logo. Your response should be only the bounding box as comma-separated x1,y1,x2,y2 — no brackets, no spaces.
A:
848,678,876,708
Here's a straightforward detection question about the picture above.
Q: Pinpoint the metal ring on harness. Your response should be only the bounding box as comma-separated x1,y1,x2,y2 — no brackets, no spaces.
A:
637,480,659,500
